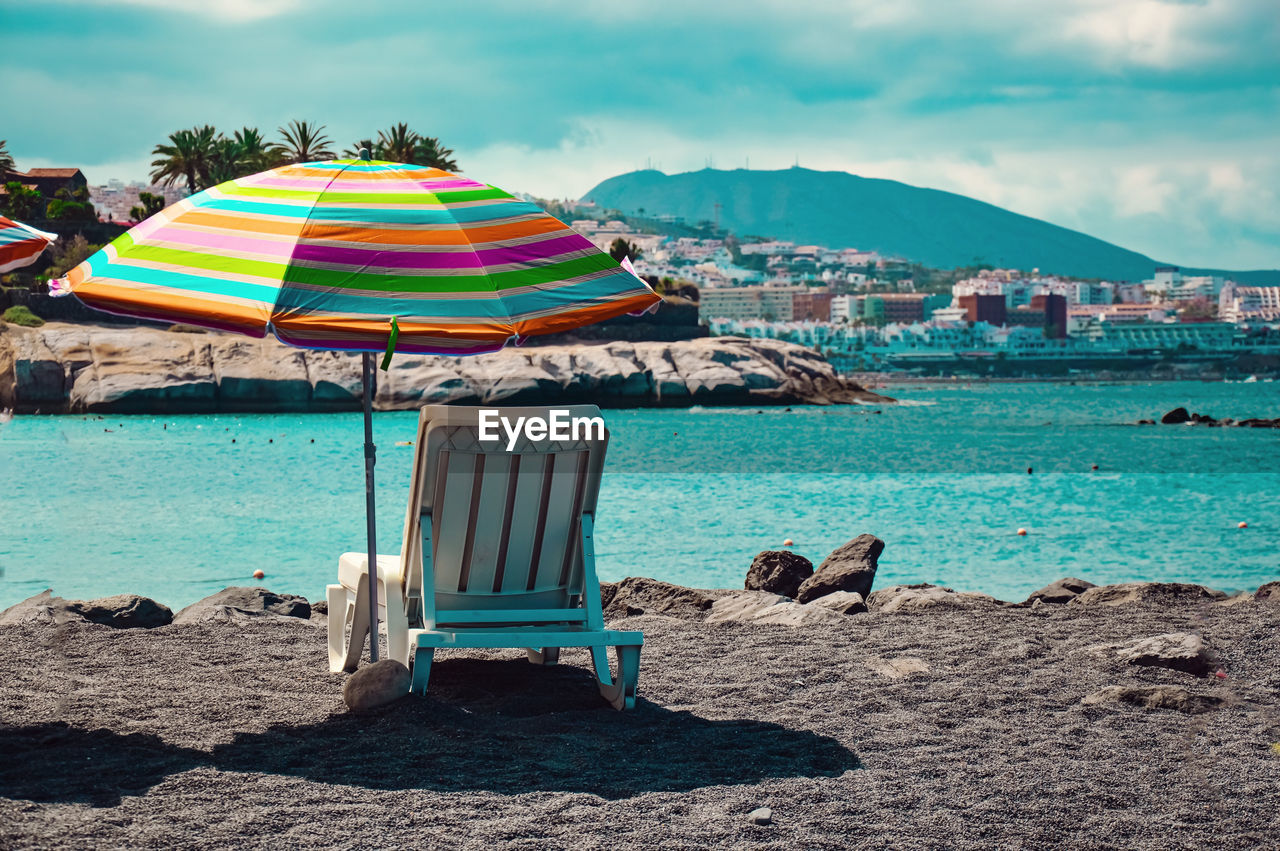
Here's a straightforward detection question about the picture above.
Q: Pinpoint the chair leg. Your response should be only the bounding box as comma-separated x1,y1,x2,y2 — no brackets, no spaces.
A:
526,647,560,665
328,583,369,674
410,647,434,696
384,580,410,667
589,646,612,684
595,644,641,711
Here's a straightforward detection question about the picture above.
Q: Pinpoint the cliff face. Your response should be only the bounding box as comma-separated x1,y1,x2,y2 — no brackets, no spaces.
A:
0,323,891,413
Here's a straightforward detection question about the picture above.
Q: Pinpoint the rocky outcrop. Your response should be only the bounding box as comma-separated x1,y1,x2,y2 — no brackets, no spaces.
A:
705,591,847,627
1024,577,1096,606
867,583,1001,613
174,587,312,623
64,595,174,629
0,590,172,628
0,323,892,413
601,577,716,621
1067,582,1225,607
1152,407,1279,428
795,534,884,603
1256,581,1280,602
745,551,813,598
811,591,868,615
1111,632,1218,677
1081,685,1224,714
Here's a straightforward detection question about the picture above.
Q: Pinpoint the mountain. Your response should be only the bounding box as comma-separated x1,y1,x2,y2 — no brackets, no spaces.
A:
581,168,1278,284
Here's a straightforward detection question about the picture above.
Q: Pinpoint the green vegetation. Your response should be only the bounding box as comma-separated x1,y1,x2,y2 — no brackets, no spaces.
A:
148,122,462,196
0,139,13,174
344,124,459,170
276,120,335,164
44,186,96,222
130,191,166,221
2,305,45,327
150,125,220,195
608,237,641,263
43,234,101,278
1,181,43,220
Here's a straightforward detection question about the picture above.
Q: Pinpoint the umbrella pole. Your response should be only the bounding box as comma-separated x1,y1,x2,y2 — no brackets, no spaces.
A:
361,352,380,663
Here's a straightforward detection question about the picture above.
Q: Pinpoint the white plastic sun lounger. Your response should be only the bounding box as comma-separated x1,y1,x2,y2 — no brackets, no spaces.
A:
327,404,642,710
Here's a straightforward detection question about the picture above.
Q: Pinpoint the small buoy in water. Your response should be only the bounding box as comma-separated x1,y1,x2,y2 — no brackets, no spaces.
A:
1027,467,1033,475
783,538,794,547
252,569,265,580
1091,464,1099,471
1237,521,1248,529
231,438,236,443
310,438,315,443
268,438,273,443
1017,528,1028,536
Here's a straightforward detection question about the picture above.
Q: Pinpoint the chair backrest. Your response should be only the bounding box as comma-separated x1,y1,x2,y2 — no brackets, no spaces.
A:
399,405,610,628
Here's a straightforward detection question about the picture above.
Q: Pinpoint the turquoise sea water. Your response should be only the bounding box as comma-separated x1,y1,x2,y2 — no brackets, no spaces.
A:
2,381,1278,609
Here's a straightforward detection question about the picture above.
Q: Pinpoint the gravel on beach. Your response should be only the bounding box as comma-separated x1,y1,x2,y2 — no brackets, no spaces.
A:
1,594,1278,849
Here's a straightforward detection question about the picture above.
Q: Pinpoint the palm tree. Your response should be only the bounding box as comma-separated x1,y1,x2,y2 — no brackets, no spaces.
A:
0,140,14,175
415,135,459,171
376,123,419,163
275,120,335,164
204,136,248,187
150,126,218,195
233,127,282,172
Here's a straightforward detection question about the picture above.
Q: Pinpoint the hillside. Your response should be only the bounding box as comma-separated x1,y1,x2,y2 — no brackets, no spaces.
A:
582,168,1277,284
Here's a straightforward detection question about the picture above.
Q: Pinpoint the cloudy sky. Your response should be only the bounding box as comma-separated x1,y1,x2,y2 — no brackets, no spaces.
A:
4,0,1277,268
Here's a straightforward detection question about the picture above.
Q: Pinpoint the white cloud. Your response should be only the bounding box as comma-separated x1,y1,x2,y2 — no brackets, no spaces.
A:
79,0,303,22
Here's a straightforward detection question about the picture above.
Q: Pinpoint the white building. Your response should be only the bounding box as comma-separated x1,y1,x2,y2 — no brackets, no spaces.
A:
1219,283,1280,323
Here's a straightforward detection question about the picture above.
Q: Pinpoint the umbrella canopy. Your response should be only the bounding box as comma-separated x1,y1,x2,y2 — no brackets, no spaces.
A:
52,159,658,355
0,216,57,273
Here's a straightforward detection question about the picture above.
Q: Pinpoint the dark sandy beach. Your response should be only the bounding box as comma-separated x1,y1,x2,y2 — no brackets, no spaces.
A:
1,586,1278,849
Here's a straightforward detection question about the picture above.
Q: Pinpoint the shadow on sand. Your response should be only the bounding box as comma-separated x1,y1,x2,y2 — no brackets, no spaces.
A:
1,658,860,805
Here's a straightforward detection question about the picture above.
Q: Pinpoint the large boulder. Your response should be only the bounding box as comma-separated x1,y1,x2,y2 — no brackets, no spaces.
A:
0,590,171,628
795,534,884,603
868,583,1000,613
1067,582,1225,607
745,550,814,598
343,659,410,712
1160,407,1191,425
1081,685,1224,714
601,577,714,621
1024,577,1096,606
705,591,846,627
64,594,173,629
175,587,311,623
1255,581,1280,602
1113,632,1218,677
810,591,867,615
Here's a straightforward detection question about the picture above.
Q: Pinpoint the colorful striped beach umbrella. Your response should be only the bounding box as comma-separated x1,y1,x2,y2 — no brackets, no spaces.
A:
52,154,660,663
0,216,57,273
52,158,658,355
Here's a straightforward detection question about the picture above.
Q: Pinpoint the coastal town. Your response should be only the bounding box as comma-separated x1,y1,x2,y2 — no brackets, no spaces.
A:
568,208,1280,375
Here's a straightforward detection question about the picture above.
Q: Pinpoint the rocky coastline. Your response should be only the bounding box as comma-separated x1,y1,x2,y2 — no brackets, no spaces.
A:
0,322,890,414
1137,406,1280,428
